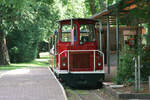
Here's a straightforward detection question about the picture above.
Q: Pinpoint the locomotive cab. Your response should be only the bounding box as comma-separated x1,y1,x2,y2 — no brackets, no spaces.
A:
50,18,104,87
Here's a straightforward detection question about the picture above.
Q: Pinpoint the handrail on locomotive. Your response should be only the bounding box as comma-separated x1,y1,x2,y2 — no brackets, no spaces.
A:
58,50,104,73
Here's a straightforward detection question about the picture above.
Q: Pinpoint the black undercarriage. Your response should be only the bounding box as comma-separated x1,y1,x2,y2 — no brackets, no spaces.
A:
56,73,105,88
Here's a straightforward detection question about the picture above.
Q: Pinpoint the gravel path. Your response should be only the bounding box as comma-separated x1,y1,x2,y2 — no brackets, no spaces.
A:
0,67,67,100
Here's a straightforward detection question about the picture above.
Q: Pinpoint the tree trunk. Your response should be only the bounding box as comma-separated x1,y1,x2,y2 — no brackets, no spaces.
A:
0,32,10,65
37,43,40,58
89,0,97,15
99,0,106,10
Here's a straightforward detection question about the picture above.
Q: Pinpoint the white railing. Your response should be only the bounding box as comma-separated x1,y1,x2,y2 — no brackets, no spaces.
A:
58,50,104,73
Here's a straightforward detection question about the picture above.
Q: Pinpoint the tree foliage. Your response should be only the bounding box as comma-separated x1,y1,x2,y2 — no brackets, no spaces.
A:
54,0,87,19
84,0,117,16
0,0,59,63
115,45,137,84
0,0,27,65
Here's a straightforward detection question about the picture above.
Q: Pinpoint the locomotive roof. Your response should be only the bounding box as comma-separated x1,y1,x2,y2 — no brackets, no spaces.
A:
57,18,98,23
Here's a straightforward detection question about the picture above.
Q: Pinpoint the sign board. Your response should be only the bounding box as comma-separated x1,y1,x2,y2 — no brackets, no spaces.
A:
123,30,136,35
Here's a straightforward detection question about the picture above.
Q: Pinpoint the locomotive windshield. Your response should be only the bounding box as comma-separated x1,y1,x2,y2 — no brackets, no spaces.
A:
61,24,77,42
79,24,96,42
60,20,96,43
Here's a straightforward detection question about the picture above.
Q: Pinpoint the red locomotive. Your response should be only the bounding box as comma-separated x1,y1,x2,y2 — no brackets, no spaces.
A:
50,18,104,87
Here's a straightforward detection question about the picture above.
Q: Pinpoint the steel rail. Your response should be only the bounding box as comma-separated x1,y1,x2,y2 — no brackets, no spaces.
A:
73,90,84,100
89,90,104,100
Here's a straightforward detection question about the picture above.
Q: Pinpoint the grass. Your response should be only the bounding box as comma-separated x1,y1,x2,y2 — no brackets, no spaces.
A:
0,52,49,70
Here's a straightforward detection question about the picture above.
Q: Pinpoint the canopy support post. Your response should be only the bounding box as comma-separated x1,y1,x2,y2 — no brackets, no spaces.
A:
116,11,120,73
107,15,110,74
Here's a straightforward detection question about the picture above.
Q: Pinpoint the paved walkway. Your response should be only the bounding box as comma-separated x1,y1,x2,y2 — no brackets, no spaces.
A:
0,67,67,100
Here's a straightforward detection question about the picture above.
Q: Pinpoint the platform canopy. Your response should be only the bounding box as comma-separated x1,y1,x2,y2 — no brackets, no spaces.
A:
91,0,143,25
91,0,144,74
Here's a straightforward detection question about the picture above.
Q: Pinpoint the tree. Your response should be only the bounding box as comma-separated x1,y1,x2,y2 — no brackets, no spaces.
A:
99,0,106,10
84,0,98,16
54,0,87,18
0,0,25,65
0,0,59,63
84,0,116,16
34,1,59,58
0,31,10,65
87,0,97,15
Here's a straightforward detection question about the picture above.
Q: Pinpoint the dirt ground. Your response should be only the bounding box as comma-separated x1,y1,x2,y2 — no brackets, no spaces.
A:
114,83,149,93
65,87,117,100
98,88,117,100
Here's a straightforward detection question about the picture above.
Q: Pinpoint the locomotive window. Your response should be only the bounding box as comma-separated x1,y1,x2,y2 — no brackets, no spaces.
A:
79,24,96,42
61,24,77,42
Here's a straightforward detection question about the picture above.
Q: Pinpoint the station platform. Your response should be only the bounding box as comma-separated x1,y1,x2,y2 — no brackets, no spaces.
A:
0,67,67,100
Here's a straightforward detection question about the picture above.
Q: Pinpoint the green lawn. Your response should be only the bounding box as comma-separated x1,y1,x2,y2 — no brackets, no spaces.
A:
0,52,50,70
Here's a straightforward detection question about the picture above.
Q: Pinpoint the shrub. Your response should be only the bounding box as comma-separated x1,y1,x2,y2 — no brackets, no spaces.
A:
141,45,150,81
38,41,49,52
115,44,150,84
115,45,136,84
7,29,39,63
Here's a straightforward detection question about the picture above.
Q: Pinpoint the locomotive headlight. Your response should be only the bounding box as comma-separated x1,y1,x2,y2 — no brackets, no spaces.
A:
61,57,67,67
62,63,66,67
97,62,101,66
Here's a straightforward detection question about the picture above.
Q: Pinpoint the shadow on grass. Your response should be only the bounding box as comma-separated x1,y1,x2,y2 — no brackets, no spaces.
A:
0,52,50,70
40,56,50,59
0,59,49,70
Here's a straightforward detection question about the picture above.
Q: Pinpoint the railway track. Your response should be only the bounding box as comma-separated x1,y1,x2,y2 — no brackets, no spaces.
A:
65,87,105,100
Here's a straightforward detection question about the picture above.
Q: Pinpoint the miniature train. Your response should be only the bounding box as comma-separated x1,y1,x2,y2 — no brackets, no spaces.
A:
49,18,104,87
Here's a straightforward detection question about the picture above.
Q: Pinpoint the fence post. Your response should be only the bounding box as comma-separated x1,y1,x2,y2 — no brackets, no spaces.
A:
134,56,141,92
134,57,138,91
138,55,141,90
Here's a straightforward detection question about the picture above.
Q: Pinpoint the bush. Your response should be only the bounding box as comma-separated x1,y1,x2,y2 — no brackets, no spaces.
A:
38,41,49,52
115,45,150,84
115,45,136,84
7,29,39,63
141,45,150,81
